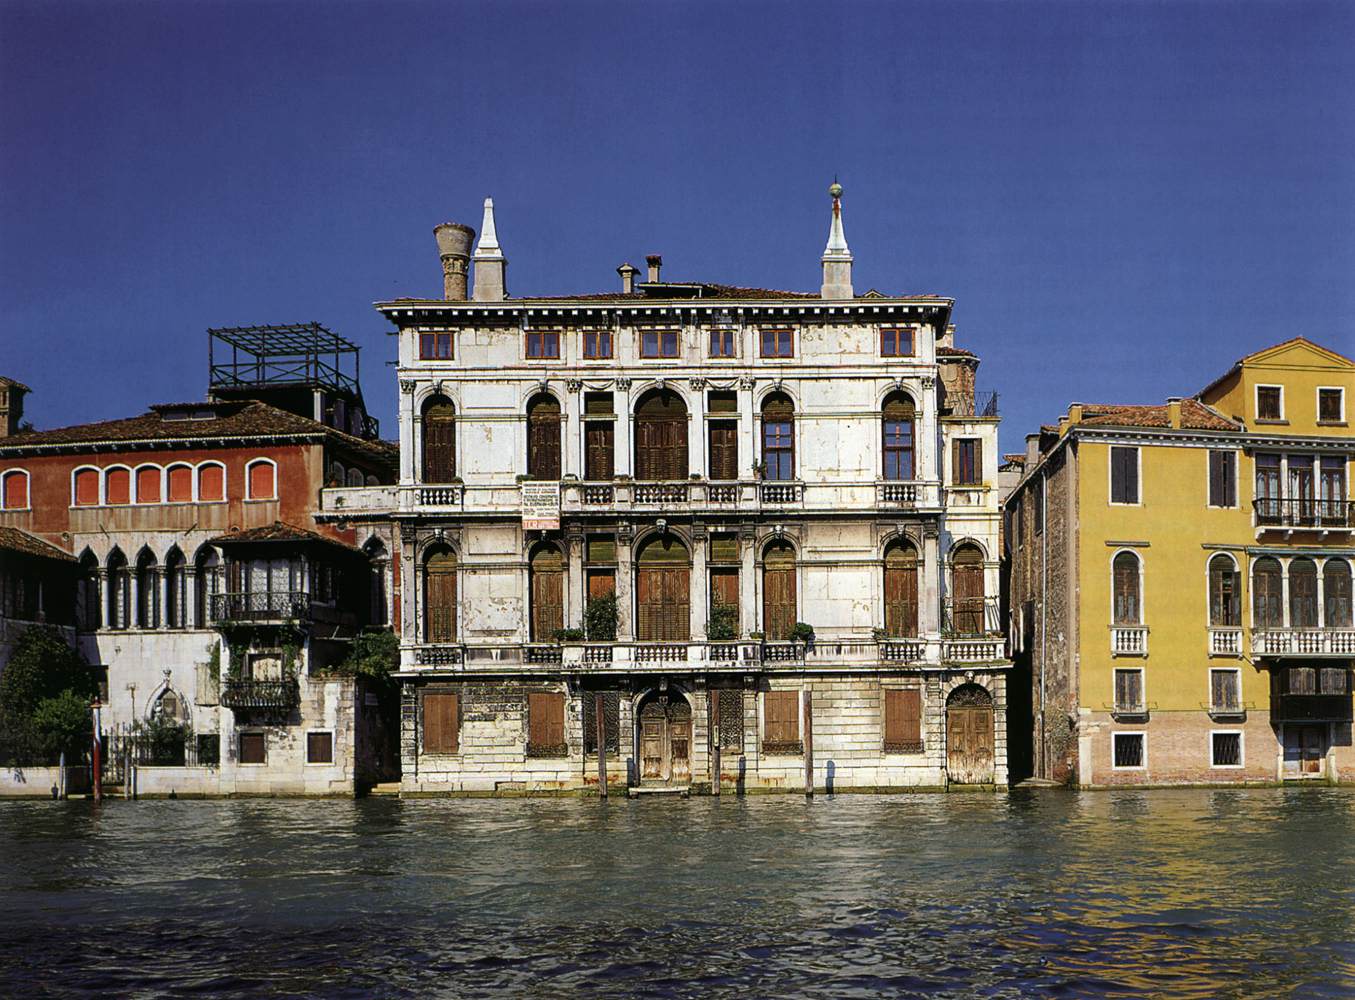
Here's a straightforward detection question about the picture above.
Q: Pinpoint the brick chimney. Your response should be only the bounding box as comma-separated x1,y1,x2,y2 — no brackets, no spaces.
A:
0,377,29,437
646,254,663,283
434,221,475,300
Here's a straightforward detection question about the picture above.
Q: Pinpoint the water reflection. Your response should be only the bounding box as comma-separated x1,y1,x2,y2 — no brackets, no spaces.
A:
1,790,1353,998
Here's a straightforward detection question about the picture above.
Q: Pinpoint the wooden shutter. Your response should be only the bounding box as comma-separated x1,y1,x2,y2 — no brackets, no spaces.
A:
711,568,739,610
167,465,192,503
884,688,922,753
1290,562,1318,628
198,464,224,501
423,693,459,754
709,421,738,480
528,400,561,480
74,468,99,506
306,732,334,764
3,472,27,510
953,439,980,485
763,566,796,640
423,402,456,483
425,555,457,642
585,422,614,480
528,692,565,753
665,567,690,641
884,546,919,637
248,462,274,499
531,549,564,641
135,466,161,503
106,468,130,505
1111,447,1138,503
637,567,689,641
953,548,985,634
763,690,800,749
239,732,266,764
1111,553,1139,625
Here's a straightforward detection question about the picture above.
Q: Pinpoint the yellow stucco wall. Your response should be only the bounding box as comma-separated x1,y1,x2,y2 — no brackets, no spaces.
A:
1203,339,1354,434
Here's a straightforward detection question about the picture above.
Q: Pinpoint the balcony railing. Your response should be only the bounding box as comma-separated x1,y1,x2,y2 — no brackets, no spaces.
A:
944,390,999,418
1111,626,1148,656
1252,628,1355,657
633,482,689,505
1253,498,1354,530
877,482,918,506
1208,627,1244,656
419,485,463,507
943,597,1002,637
759,481,804,505
414,643,465,666
211,591,311,623
879,639,926,663
581,483,615,505
943,639,1005,663
220,678,299,712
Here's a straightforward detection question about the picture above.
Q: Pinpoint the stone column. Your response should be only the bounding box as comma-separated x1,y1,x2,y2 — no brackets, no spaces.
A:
690,527,708,639
564,381,583,480
739,526,758,636
616,527,634,640
399,379,418,485
566,530,585,630
738,376,757,480
689,377,707,478
921,523,942,636
614,378,633,478
919,373,939,486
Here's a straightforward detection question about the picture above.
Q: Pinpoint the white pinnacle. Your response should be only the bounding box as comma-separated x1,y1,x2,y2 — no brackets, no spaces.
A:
823,193,851,259
475,197,502,257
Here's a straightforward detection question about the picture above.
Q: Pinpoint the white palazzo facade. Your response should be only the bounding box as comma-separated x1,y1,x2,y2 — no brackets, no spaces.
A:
323,189,1010,794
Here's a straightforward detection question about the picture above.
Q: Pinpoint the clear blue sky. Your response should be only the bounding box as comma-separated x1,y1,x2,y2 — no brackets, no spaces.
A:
3,0,1352,453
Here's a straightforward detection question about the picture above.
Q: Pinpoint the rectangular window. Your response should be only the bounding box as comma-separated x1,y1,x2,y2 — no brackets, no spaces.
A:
1285,667,1317,696
762,690,801,753
953,439,982,486
1210,669,1241,712
717,688,744,752
1320,456,1347,523
584,421,614,480
709,420,738,480
1110,446,1139,504
640,330,680,358
419,332,454,360
1208,450,1237,508
582,692,620,755
527,691,567,756
423,692,460,754
709,329,736,358
1112,731,1145,769
709,566,740,639
525,331,560,359
583,330,612,359
1320,667,1349,696
1318,387,1344,423
238,731,266,765
1211,731,1242,768
880,327,913,357
196,733,220,766
759,328,793,358
883,688,923,754
1254,453,1281,523
167,465,193,503
306,732,334,764
1257,385,1283,420
1114,668,1144,713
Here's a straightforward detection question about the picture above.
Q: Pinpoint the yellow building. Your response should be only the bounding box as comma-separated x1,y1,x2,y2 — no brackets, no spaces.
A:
1005,338,1353,786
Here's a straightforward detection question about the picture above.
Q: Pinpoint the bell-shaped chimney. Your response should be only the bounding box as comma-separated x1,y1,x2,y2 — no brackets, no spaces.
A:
434,221,474,300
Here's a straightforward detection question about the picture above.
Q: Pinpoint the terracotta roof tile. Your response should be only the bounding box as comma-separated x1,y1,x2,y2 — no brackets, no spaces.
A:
0,526,75,563
208,521,361,553
1078,399,1239,431
937,346,977,358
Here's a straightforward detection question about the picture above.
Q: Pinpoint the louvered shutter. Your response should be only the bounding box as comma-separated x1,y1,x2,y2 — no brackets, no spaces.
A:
532,562,564,640
585,422,614,480
528,692,565,753
884,549,919,637
763,691,799,747
423,693,459,754
709,422,738,480
884,688,922,752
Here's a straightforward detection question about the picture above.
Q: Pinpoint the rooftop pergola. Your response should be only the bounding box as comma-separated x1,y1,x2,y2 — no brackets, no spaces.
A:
208,323,362,396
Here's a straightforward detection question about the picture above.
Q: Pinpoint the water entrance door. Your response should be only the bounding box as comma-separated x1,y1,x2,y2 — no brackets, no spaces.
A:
1284,724,1327,776
637,695,692,784
946,685,995,784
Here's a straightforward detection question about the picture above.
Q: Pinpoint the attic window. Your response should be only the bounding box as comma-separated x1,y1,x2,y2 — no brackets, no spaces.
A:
160,407,217,421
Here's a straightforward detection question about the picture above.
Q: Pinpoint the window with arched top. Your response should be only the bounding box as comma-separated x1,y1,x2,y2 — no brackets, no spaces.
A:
197,463,225,503
166,464,193,503
883,540,919,637
246,460,276,500
164,548,186,628
1252,557,1283,628
422,395,456,483
636,535,691,641
760,394,795,481
953,544,987,634
365,539,389,627
344,468,363,487
526,394,562,481
107,549,130,629
1325,559,1353,628
528,543,565,641
1111,551,1140,626
1,469,29,510
1208,554,1240,626
134,466,162,504
76,551,100,631
423,546,457,642
882,393,916,481
762,541,797,640
1289,558,1318,628
73,467,100,506
105,467,131,505
135,549,160,629
634,389,688,481
195,548,221,627
154,689,181,722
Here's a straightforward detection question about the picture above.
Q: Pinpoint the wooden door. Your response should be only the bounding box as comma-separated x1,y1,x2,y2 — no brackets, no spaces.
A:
1301,725,1325,774
531,551,564,641
884,548,918,637
946,687,994,784
637,567,690,641
423,402,456,483
640,705,665,779
528,399,561,480
763,565,796,641
669,700,692,782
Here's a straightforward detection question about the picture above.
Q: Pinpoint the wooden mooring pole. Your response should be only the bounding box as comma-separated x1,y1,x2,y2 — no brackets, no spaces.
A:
595,693,607,800
709,691,720,797
91,699,102,804
803,688,814,799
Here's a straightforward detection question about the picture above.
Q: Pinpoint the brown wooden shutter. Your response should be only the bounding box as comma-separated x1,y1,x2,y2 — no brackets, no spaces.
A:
306,732,334,764
167,465,192,503
423,401,456,483
884,548,919,637
74,468,99,506
531,560,564,641
709,421,738,480
248,461,274,499
953,547,986,634
239,731,266,764
585,422,614,480
106,468,130,505
711,568,739,610
884,688,922,753
528,399,561,480
423,693,459,754
528,692,565,753
426,562,457,642
763,690,800,748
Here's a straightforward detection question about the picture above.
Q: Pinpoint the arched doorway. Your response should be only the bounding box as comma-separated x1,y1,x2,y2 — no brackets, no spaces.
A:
883,539,919,637
637,690,693,784
634,389,688,480
946,684,995,784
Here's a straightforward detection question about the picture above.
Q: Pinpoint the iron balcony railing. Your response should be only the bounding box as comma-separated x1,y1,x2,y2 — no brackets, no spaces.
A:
942,596,1002,637
944,390,999,418
220,678,299,712
1253,498,1355,529
210,591,312,623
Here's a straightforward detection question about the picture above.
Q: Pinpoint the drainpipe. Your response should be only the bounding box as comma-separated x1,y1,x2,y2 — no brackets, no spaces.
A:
1039,471,1048,780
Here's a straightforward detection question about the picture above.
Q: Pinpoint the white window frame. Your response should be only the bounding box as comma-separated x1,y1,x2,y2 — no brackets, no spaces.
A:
195,461,228,504
1209,729,1245,769
164,462,196,504
1255,383,1285,421
1108,445,1142,507
1111,730,1147,770
304,729,335,765
132,463,165,505
0,468,31,511
1206,449,1239,509
1208,666,1243,712
1112,665,1146,713
1316,386,1346,424
1110,548,1145,626
244,458,278,502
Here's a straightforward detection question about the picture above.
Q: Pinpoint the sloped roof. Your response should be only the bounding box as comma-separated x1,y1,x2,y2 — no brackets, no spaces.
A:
383,285,947,305
1077,398,1240,431
1197,336,1355,399
0,526,75,563
208,521,362,553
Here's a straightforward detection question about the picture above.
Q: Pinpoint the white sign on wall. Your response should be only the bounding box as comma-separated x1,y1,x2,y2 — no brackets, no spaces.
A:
521,482,561,530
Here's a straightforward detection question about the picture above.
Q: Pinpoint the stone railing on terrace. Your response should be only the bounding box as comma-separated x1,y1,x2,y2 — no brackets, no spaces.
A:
1251,628,1355,657
1111,625,1149,656
1208,627,1244,656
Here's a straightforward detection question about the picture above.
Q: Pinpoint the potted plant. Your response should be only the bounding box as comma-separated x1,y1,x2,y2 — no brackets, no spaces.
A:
791,622,815,651
553,627,586,643
707,602,738,641
584,593,618,642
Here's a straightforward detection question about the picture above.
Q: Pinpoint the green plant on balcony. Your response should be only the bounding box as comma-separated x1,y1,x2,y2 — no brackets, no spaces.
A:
584,593,618,641
790,622,815,644
708,602,738,641
553,627,586,642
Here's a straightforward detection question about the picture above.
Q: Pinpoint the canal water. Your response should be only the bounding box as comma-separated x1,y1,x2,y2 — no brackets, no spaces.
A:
1,789,1352,999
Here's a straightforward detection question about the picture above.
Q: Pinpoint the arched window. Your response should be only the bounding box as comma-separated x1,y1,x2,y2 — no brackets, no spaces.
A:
166,464,193,503
1290,558,1318,628
762,541,797,640
882,393,916,481
953,544,987,634
365,538,389,627
1325,559,1353,628
73,467,100,506
1111,551,1140,626
135,549,160,629
345,468,364,487
1,469,29,510
197,463,225,502
134,465,162,504
883,540,919,637
246,459,276,500
194,547,221,627
107,549,130,630
634,389,688,481
424,545,457,642
760,393,795,481
164,548,186,628
636,535,691,641
1252,557,1283,628
328,461,345,487
1208,554,1240,626
154,689,181,723
526,394,562,481
105,467,131,506
422,395,457,483
76,550,100,631
528,543,565,641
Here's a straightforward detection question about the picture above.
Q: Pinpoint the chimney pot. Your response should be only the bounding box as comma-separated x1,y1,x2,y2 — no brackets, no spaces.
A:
645,254,662,283
617,262,639,294
433,222,475,300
